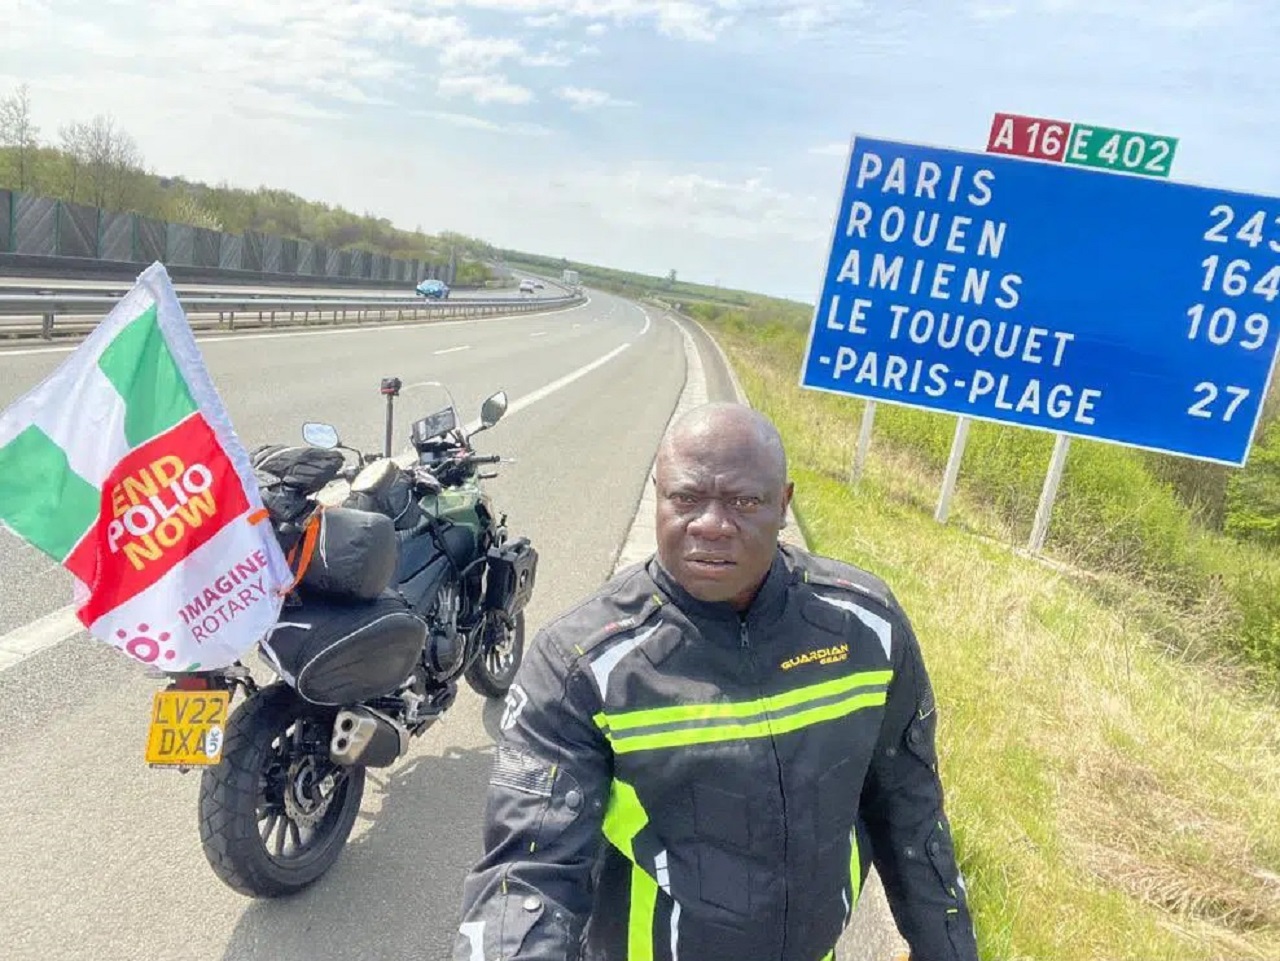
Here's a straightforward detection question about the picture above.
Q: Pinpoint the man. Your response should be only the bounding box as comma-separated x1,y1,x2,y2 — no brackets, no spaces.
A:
453,401,978,961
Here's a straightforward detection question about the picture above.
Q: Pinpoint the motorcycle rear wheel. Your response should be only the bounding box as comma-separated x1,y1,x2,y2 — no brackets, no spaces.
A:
198,682,365,898
464,610,525,698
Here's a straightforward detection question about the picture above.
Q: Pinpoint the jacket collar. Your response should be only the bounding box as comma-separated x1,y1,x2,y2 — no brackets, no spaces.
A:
647,545,793,636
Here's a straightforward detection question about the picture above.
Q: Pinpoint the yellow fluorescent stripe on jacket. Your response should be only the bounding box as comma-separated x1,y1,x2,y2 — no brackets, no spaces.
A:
592,670,892,754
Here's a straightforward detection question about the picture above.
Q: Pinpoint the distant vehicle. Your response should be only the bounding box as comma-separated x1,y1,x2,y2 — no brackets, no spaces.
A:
518,279,536,294
533,281,545,290
416,278,450,300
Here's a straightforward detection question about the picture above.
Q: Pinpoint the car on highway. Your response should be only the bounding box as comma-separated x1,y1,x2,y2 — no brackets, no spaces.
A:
416,278,450,299
518,279,536,294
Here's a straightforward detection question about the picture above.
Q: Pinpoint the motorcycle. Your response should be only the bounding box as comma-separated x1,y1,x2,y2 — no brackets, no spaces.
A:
141,376,539,898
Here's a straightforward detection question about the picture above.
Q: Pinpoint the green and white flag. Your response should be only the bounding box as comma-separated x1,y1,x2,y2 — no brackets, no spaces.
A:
0,262,294,670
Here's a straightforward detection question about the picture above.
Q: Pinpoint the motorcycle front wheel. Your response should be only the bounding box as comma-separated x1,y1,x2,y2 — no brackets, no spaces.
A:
464,609,525,698
198,682,365,898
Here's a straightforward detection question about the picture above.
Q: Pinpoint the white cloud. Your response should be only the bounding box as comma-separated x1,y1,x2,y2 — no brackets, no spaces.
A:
522,12,564,28
438,73,535,104
967,2,1019,19
808,141,850,156
401,14,472,46
522,50,574,67
412,109,552,136
653,2,732,41
556,86,632,110
1027,0,1242,29
567,163,830,244
439,35,526,70
421,1,851,42
436,34,582,71
773,1,858,33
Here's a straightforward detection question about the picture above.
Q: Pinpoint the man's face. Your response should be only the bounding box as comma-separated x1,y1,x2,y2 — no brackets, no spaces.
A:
654,432,793,610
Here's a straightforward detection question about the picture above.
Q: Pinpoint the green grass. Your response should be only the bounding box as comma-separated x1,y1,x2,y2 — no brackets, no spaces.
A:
704,315,1280,961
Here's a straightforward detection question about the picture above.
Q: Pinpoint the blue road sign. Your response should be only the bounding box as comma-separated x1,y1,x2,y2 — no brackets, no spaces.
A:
799,135,1280,466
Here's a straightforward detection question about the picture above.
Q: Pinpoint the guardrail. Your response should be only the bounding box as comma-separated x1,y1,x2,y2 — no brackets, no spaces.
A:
0,291,584,342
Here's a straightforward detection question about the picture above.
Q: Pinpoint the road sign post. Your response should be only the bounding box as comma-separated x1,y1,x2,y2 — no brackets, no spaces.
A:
849,399,876,484
1029,433,1072,554
935,415,970,523
799,132,1280,546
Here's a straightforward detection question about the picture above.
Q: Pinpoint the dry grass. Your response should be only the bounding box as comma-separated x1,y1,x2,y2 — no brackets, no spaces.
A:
710,323,1280,961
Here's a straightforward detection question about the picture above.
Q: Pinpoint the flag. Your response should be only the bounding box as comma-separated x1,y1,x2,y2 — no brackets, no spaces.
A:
0,261,295,671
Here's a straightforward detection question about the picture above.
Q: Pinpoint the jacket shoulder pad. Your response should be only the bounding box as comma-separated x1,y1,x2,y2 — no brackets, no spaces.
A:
537,565,667,664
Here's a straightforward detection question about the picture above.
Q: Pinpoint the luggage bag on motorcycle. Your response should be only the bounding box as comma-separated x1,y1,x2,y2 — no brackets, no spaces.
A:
343,462,423,532
292,506,399,601
484,537,538,619
260,591,427,705
252,444,346,494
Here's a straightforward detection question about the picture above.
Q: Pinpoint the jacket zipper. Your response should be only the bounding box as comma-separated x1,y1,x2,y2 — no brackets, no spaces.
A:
740,616,790,959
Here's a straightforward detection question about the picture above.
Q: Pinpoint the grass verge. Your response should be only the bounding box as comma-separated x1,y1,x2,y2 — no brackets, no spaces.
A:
706,319,1280,961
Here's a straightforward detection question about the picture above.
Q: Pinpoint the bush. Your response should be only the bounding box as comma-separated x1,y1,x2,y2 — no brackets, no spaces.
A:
1224,417,1280,547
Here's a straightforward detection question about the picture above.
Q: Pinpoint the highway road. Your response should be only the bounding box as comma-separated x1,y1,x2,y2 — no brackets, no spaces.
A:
0,284,906,961
0,287,700,960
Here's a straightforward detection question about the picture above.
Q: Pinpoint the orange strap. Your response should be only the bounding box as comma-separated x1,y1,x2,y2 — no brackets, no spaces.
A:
285,509,323,591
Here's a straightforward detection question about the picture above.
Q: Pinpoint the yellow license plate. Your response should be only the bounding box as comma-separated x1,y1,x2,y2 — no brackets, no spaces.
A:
145,689,231,767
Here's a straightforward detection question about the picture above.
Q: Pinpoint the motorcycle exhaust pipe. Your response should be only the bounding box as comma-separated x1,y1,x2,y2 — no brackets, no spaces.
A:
330,706,410,768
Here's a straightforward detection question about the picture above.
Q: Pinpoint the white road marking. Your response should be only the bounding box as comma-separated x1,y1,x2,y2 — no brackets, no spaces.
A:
0,320,637,673
611,305,704,574
433,345,471,355
530,331,547,338
0,606,83,661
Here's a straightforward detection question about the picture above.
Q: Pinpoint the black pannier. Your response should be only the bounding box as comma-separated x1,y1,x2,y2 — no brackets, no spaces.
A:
260,591,427,706
484,537,538,619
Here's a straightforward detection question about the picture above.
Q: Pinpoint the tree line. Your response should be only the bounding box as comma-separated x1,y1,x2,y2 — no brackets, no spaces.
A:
0,84,496,284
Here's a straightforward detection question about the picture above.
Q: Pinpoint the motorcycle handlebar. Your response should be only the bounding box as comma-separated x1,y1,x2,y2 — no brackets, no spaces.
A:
471,454,502,465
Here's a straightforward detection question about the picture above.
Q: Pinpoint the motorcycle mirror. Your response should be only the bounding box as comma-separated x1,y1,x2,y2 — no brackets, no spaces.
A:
480,390,509,428
302,422,341,449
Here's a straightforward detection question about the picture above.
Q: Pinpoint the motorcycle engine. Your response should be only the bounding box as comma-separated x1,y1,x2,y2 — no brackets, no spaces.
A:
424,580,464,678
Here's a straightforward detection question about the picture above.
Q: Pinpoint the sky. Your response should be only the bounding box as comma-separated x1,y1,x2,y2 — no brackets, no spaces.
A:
2,0,1279,302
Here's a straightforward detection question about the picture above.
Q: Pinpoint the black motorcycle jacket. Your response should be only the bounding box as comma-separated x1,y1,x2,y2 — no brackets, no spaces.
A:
453,543,978,961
